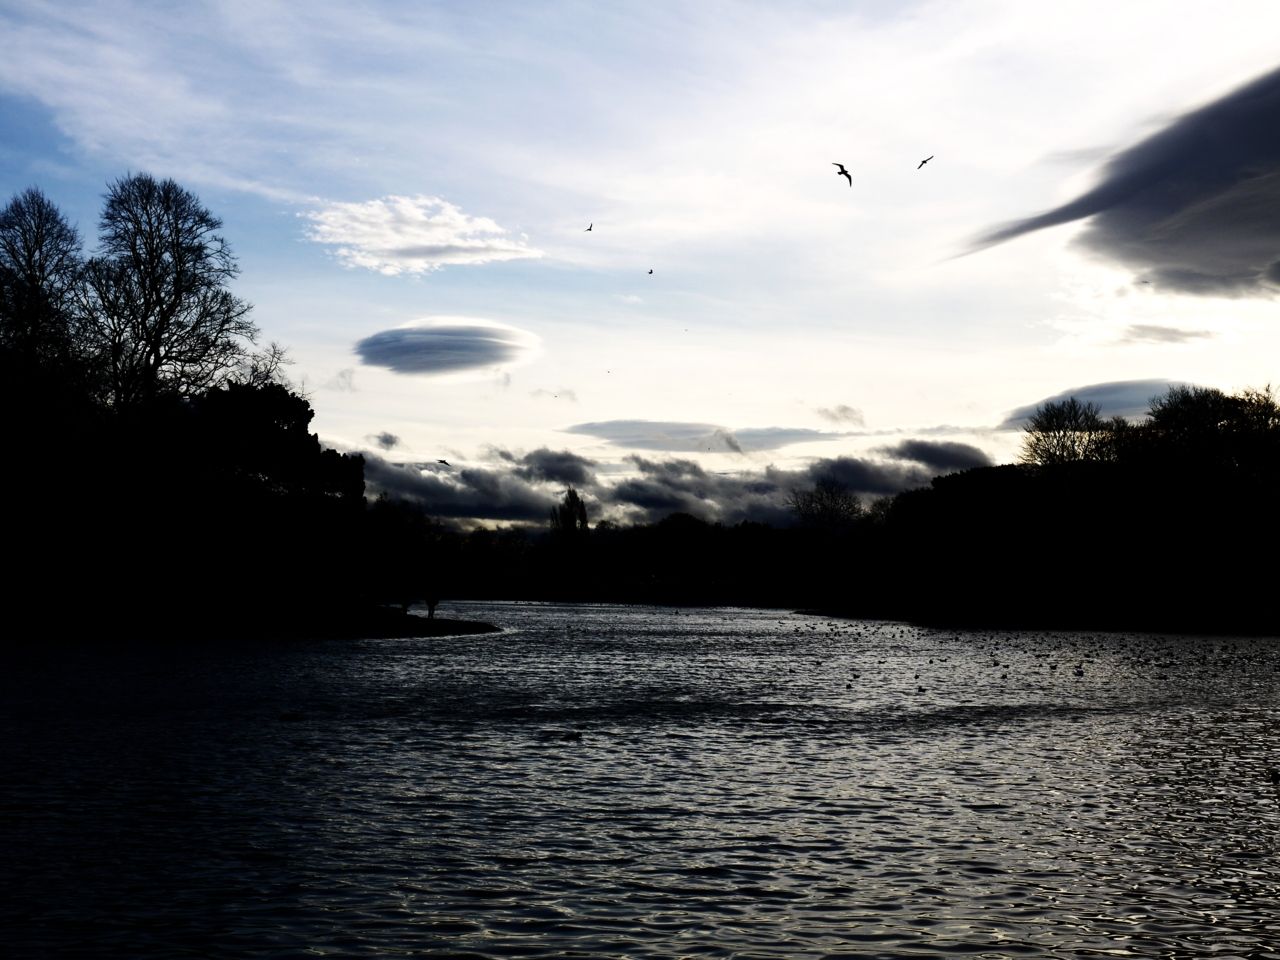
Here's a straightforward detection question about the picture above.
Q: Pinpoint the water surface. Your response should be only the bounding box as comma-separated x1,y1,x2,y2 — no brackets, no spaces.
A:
4,603,1280,958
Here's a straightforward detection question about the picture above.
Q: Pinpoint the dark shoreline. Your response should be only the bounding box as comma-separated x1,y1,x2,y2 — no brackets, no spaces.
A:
302,608,502,640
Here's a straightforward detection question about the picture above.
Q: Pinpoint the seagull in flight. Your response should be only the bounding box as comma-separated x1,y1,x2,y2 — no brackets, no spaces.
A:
585,222,592,231
832,162,852,187
917,155,933,170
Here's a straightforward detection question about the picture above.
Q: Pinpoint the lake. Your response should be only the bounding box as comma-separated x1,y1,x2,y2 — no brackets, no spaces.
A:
4,602,1279,958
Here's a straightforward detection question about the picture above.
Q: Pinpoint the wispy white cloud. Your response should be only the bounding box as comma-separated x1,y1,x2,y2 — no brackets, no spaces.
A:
304,195,542,274
1119,324,1215,344
565,419,853,452
816,404,865,426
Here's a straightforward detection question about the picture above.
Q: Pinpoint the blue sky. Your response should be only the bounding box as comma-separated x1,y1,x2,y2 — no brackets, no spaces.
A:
4,0,1280,524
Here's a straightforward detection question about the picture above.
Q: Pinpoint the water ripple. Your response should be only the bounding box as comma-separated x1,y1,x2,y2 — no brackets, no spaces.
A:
3,603,1279,957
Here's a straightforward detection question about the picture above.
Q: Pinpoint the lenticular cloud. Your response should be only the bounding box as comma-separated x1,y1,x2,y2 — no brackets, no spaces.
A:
355,320,539,375
974,64,1280,297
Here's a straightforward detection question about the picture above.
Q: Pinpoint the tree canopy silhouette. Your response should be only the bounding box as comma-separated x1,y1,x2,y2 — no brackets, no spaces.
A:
0,187,82,366
550,486,589,533
78,174,259,406
1018,396,1110,466
787,478,864,528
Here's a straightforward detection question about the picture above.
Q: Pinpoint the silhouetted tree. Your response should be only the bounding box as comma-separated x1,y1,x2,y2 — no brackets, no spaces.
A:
0,187,82,363
364,495,451,613
550,486,589,533
787,478,864,528
78,174,259,406
1019,397,1110,465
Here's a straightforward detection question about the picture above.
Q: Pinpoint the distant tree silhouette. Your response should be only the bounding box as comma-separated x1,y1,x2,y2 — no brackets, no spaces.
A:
550,486,589,533
787,478,864,527
1018,397,1110,465
364,495,451,614
77,174,259,406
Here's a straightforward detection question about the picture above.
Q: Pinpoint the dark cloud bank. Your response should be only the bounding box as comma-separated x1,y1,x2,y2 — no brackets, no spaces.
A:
976,63,1280,296
362,439,992,527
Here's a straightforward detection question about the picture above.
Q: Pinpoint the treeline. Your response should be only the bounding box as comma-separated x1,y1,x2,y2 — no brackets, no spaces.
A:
0,179,422,637
395,384,1280,633
879,385,1280,632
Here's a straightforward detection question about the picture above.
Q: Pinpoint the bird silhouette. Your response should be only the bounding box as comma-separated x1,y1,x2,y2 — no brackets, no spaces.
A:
585,222,592,231
436,459,450,466
648,269,653,275
917,155,933,169
832,162,852,187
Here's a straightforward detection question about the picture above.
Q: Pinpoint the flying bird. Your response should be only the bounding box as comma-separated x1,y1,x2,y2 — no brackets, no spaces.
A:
832,162,852,187
585,223,592,231
917,155,933,169
436,459,450,466
648,269,653,275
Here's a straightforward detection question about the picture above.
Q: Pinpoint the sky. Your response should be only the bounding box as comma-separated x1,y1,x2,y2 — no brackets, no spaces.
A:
3,0,1280,526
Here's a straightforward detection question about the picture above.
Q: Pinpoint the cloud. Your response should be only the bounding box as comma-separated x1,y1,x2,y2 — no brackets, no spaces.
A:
512,448,598,487
878,439,992,471
355,319,538,375
304,195,542,275
1119,324,1215,344
598,453,934,526
362,454,557,523
362,440,968,528
565,419,850,452
1000,379,1193,427
815,404,865,426
370,431,400,450
604,455,791,525
804,457,933,497
973,64,1280,296
530,388,578,402
712,428,745,455
322,368,356,391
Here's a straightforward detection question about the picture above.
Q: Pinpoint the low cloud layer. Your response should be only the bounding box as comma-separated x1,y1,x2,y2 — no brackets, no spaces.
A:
975,64,1280,296
877,439,992,472
360,437,990,528
363,455,558,523
510,448,598,487
601,453,938,526
305,195,542,275
1000,379,1192,426
565,419,850,452
355,321,538,375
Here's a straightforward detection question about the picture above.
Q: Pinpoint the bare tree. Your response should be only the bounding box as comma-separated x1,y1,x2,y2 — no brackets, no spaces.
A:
0,187,82,360
78,174,258,405
1018,397,1109,466
787,478,865,528
231,340,293,390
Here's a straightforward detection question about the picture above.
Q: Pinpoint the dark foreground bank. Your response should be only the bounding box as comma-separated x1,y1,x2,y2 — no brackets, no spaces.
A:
298,608,502,641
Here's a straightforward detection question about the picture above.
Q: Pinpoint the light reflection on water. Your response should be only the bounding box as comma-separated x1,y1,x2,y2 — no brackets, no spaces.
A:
4,602,1280,958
